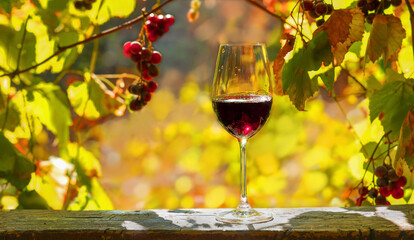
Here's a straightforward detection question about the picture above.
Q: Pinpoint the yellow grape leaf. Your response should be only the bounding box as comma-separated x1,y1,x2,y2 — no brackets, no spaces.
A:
366,14,406,64
273,33,295,96
314,8,365,65
395,111,414,174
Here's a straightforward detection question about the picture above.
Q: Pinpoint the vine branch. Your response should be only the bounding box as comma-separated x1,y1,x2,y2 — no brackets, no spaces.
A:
0,0,174,78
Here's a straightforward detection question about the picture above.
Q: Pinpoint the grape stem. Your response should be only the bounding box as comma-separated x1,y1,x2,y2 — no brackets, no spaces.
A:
0,0,174,78
349,130,392,198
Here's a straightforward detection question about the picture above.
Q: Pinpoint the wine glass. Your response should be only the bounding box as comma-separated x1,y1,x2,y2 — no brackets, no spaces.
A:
211,43,273,224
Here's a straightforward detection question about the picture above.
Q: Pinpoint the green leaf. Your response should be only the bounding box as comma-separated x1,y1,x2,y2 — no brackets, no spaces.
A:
361,142,388,172
51,30,81,73
18,190,50,209
68,77,123,120
68,143,102,190
314,67,335,93
28,83,72,157
395,111,414,172
0,100,21,131
0,132,35,189
92,0,136,25
46,0,69,12
281,31,333,110
369,78,414,139
90,178,113,210
0,0,11,14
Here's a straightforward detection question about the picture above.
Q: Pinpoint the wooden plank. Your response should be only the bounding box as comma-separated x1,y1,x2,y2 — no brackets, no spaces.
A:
0,205,414,239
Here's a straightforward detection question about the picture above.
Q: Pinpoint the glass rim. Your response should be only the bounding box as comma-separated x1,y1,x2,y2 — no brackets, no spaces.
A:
219,43,266,47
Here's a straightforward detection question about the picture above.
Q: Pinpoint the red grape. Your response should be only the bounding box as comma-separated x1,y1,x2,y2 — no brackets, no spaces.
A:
141,48,152,61
148,64,160,78
374,165,388,179
379,187,391,197
129,41,142,55
123,41,132,57
148,13,158,23
165,14,175,26
150,51,162,64
302,0,313,11
392,187,404,199
144,81,158,93
375,195,387,205
397,176,407,187
129,99,143,111
314,2,328,16
388,169,399,182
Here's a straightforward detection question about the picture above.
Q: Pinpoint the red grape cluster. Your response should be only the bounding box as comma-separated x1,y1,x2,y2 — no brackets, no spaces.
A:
356,165,407,206
128,81,158,111
123,41,163,81
358,0,402,24
145,13,175,42
74,0,96,10
301,0,333,27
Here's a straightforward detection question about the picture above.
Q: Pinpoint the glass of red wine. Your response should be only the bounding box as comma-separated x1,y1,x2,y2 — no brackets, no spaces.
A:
212,43,273,224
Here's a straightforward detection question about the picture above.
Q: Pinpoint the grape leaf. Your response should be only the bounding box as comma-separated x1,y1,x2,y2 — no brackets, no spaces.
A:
369,78,414,140
18,190,50,209
46,0,69,12
313,66,335,93
0,132,35,189
0,0,11,14
67,76,124,120
366,14,406,64
88,0,136,25
395,111,414,173
314,8,365,65
28,83,72,157
281,31,332,110
273,33,295,95
0,101,21,131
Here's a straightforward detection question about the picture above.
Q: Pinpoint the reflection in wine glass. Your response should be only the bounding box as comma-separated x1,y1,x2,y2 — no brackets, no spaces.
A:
211,43,273,224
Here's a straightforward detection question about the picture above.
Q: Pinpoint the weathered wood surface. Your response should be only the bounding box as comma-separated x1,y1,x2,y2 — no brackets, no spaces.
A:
1,205,414,239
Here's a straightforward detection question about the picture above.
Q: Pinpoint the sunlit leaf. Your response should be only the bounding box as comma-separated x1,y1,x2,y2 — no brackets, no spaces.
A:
366,14,406,64
18,190,50,209
28,83,72,157
395,111,414,173
281,31,332,110
67,76,124,120
369,77,414,139
314,8,365,65
87,0,136,25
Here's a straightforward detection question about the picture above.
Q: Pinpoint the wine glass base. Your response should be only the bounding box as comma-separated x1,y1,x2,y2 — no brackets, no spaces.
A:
216,209,273,224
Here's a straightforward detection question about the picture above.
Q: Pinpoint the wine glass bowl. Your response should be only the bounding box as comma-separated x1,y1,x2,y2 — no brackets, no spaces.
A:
212,43,273,224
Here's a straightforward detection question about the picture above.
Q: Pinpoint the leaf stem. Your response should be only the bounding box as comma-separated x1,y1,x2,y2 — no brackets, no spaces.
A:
341,67,367,92
0,0,175,78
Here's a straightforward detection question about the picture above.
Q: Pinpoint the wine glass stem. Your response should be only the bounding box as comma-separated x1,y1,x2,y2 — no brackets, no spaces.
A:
239,138,248,206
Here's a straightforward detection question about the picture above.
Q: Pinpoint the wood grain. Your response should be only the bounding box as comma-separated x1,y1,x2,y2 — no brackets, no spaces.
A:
1,205,414,239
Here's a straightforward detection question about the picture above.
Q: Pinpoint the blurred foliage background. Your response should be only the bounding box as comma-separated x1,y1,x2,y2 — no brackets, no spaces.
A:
0,0,413,210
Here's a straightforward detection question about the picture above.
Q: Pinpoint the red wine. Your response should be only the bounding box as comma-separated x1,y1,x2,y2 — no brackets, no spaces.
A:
212,94,272,139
